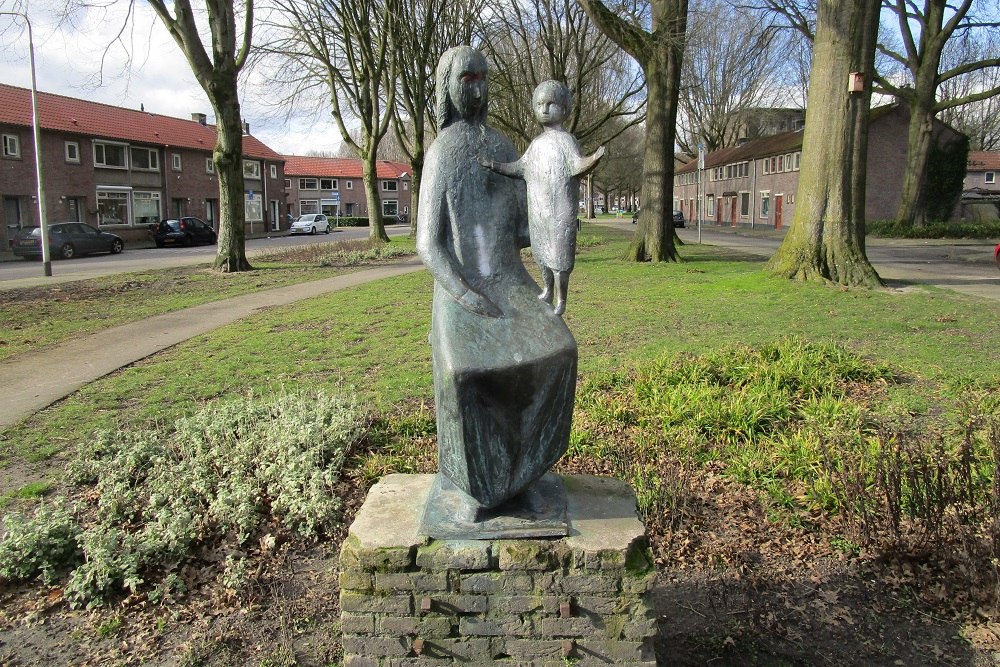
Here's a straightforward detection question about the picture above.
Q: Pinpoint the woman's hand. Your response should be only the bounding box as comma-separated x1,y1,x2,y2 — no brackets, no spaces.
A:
458,289,503,318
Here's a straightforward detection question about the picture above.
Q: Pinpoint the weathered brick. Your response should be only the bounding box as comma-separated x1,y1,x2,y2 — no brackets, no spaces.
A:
498,541,557,571
574,638,655,663
378,615,453,639
340,591,413,615
340,570,374,592
460,572,532,594
341,612,376,635
416,540,493,570
341,535,417,572
503,639,568,660
559,574,620,595
575,595,633,616
621,610,657,640
420,637,499,661
375,572,449,593
489,595,560,615
425,594,488,614
342,635,411,658
539,616,602,638
343,655,379,667
458,616,533,637
621,571,656,595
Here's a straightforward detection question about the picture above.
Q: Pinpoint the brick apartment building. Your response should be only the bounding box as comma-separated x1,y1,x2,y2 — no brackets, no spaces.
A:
282,156,412,222
0,83,287,248
672,104,967,228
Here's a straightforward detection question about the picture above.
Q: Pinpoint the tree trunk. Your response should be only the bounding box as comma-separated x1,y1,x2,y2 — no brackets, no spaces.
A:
409,158,423,238
211,82,252,272
894,97,937,227
765,0,882,288
626,50,680,262
362,153,389,243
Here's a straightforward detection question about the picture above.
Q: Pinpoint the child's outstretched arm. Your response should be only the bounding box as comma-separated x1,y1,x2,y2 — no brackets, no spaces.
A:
479,156,526,179
572,145,606,177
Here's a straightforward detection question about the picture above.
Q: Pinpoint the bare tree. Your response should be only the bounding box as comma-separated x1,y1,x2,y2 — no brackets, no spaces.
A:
875,0,1000,226
480,0,646,154
577,0,689,262
260,0,395,243
145,0,254,272
387,0,483,236
765,0,882,287
676,0,790,155
938,37,1000,150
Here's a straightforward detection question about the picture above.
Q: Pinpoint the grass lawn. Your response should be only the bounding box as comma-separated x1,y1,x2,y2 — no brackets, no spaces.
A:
0,224,998,665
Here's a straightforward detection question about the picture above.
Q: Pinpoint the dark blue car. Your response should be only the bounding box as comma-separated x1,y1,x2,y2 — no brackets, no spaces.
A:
12,222,124,260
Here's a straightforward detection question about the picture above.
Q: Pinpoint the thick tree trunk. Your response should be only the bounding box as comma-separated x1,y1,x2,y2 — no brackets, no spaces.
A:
409,159,423,238
626,50,681,262
765,0,882,288
362,153,390,243
211,82,252,272
894,97,937,227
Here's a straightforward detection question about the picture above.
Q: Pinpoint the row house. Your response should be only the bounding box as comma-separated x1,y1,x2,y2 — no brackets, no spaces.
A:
673,104,966,228
283,156,412,221
0,83,286,248
964,151,1000,193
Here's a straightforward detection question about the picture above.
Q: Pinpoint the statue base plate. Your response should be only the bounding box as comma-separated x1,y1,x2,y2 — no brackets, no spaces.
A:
419,473,568,540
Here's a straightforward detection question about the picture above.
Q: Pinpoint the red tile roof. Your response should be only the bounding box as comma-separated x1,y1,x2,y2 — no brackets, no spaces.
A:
0,83,282,161
282,155,410,179
967,151,1000,171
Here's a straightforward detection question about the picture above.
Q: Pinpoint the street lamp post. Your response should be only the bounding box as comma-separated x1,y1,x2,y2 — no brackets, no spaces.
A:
2,11,51,277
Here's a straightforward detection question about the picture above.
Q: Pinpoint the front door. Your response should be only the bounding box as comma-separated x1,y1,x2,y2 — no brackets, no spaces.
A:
730,197,737,226
3,196,21,248
775,195,783,230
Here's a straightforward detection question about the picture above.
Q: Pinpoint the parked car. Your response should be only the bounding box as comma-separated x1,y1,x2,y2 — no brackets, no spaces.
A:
289,214,331,235
12,222,124,260
153,217,217,247
995,243,1000,271
673,209,686,228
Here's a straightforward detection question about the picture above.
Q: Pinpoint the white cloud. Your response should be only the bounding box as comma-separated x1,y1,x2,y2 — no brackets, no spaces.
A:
0,0,343,156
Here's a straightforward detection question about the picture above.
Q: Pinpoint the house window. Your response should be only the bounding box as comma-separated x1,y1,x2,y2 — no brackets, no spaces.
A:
284,178,291,188
65,141,80,163
243,160,261,179
706,194,715,218
171,153,182,171
382,199,398,216
2,133,20,158
130,147,159,171
270,165,277,179
403,181,409,191
245,193,263,221
299,178,318,190
762,159,770,175
132,191,161,225
739,192,750,217
760,191,770,218
206,158,215,174
776,156,784,172
794,152,801,170
346,180,354,190
96,189,130,225
382,181,398,192
986,172,996,184
299,200,319,214
320,178,338,191
94,142,127,168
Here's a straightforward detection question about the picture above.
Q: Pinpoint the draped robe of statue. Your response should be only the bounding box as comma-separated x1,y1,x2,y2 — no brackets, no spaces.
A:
416,47,578,512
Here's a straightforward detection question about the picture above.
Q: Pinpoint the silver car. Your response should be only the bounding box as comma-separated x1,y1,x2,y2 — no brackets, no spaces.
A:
289,214,331,235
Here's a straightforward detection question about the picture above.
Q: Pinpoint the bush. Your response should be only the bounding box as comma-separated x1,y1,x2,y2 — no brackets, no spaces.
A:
0,390,368,607
867,219,1000,239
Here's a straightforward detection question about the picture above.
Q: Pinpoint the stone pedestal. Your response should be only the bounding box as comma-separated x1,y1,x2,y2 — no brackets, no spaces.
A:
339,474,657,666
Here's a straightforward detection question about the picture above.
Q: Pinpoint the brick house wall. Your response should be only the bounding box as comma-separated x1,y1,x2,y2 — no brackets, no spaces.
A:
283,157,412,223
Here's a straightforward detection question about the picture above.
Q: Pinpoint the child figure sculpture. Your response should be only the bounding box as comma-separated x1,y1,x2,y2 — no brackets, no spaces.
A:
484,80,605,316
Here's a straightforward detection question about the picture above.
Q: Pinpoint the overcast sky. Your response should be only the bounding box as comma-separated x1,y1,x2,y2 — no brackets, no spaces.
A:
0,1,344,156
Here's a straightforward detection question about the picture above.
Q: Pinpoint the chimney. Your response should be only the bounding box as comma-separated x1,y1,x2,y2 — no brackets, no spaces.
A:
242,120,250,135
192,112,207,125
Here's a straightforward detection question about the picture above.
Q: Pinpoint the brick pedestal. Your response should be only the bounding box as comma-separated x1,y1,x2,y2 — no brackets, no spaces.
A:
339,474,657,666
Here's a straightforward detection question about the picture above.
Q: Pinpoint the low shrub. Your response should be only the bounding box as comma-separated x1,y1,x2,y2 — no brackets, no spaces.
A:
0,390,368,607
867,219,1000,239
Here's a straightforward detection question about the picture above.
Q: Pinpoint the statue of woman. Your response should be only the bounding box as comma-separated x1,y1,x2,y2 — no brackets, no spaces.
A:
416,46,578,513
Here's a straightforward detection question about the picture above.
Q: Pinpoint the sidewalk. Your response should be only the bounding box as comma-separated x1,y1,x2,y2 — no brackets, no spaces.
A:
0,258,425,428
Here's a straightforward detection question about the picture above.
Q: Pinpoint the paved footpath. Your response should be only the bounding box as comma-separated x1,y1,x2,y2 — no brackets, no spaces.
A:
0,258,425,428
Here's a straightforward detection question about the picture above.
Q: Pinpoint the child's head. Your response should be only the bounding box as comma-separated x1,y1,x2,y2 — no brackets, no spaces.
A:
532,80,571,127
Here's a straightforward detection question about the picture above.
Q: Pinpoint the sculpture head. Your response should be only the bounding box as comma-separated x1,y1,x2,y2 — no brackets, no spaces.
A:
436,46,489,129
532,80,571,129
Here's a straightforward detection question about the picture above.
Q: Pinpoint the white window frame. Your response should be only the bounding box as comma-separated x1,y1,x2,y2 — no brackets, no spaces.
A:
132,191,162,225
739,191,750,217
986,172,996,184
320,178,338,191
96,187,132,226
299,178,318,190
206,158,215,174
65,141,80,164
270,164,277,179
284,178,291,188
762,159,770,175
94,141,128,169
299,200,319,214
760,191,770,219
130,146,160,171
706,194,716,218
171,153,182,171
382,199,399,216
382,180,398,192
403,181,409,191
346,180,354,190
2,133,20,158
243,159,261,179
245,193,263,221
